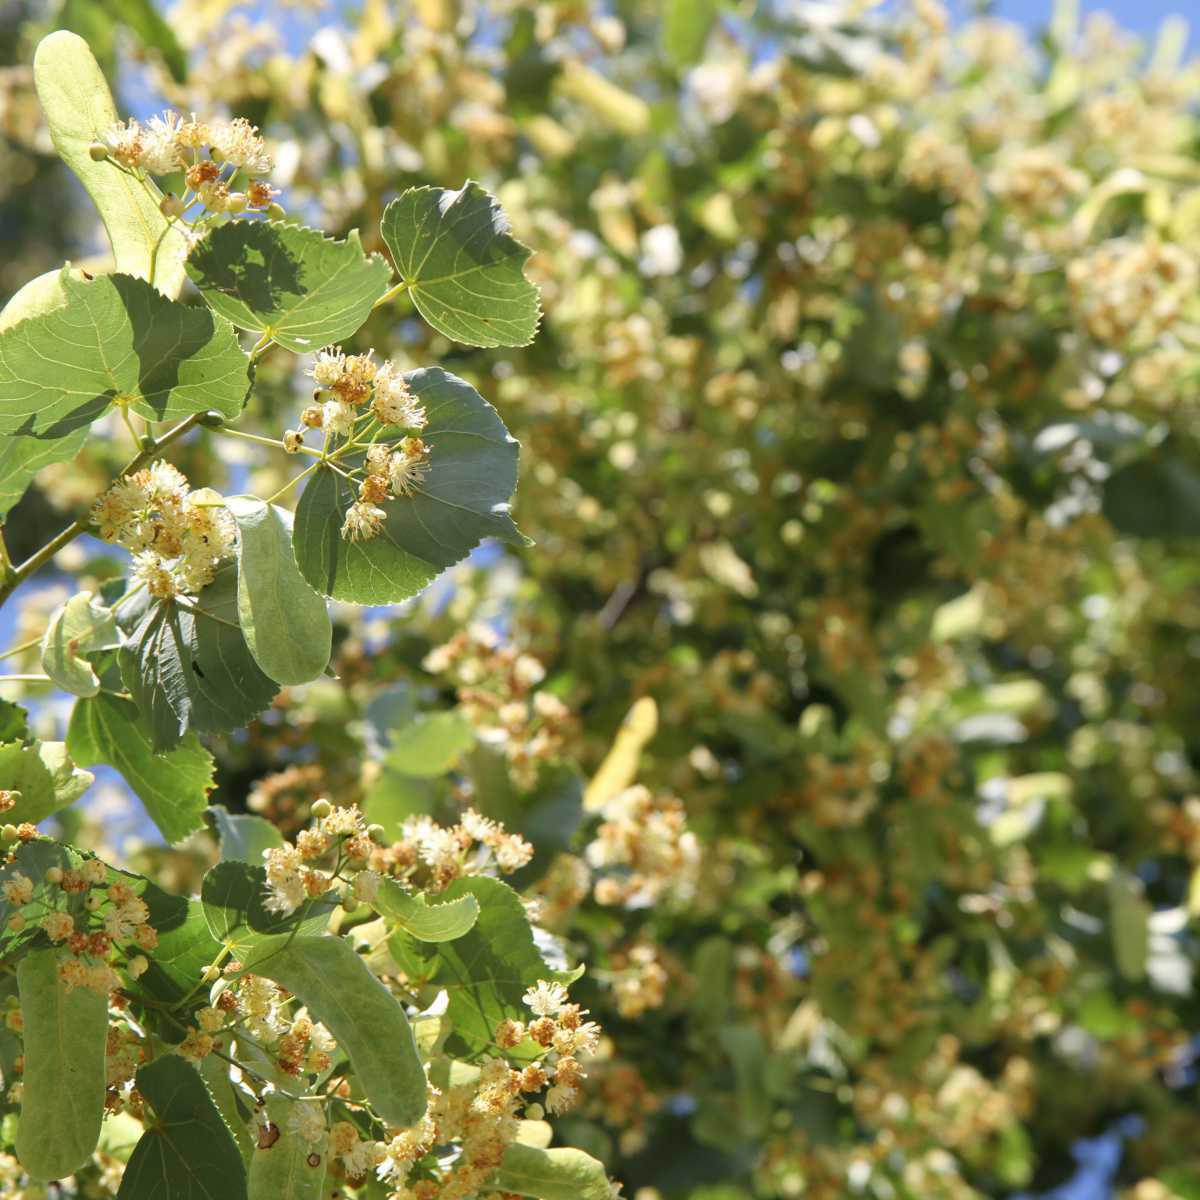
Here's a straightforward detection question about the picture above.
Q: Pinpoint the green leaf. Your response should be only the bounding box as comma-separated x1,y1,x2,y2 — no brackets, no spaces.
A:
200,1057,256,1164
15,948,107,1181
227,497,332,685
248,1094,328,1200
380,181,541,347
0,842,75,960
41,591,120,697
118,1055,247,1200
201,861,335,961
388,875,581,1059
385,710,476,776
294,367,525,604
372,877,480,941
255,936,427,1127
0,428,87,521
67,692,215,844
207,806,285,863
490,1144,611,1200
131,892,220,1006
1103,457,1200,538
1109,869,1150,982
0,272,250,441
33,31,190,294
0,739,92,825
120,562,280,752
662,0,721,66
186,222,392,353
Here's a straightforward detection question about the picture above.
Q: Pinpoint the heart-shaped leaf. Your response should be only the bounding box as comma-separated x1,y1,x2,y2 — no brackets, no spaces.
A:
0,272,251,441
186,221,392,352
371,877,480,942
380,181,541,347
293,367,525,604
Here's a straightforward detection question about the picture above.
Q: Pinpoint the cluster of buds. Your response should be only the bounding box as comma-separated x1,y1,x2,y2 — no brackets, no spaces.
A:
2,857,157,997
261,800,377,916
585,784,700,908
90,461,235,599
371,809,533,894
94,111,279,218
423,627,574,788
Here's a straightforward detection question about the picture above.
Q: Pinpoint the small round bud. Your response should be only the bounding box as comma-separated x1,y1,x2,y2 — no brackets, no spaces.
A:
202,964,221,983
140,434,156,451
209,148,225,165
88,142,109,161
267,202,286,220
226,192,248,214
301,405,324,429
310,799,332,820
127,955,149,979
283,430,304,454
1,825,18,844
159,193,185,220
525,1102,544,1120
367,824,386,844
341,895,359,914
199,411,225,429
44,867,62,885
85,894,103,911
7,914,25,932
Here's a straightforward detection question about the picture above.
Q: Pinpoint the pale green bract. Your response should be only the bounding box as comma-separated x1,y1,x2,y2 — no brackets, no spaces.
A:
490,1145,612,1200
380,181,542,347
41,591,120,697
15,948,107,1182
186,221,392,352
247,1095,328,1200
293,367,525,604
254,935,428,1127
0,272,250,440
33,31,189,294
227,497,333,686
371,875,481,941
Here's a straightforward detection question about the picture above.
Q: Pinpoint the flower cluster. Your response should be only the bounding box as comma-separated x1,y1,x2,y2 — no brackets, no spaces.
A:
261,801,374,916
372,809,534,895
98,111,278,215
423,627,574,788
2,857,157,997
585,785,700,908
90,461,235,598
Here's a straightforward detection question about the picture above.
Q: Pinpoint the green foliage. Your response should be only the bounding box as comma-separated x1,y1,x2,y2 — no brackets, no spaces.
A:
118,1055,246,1200
255,935,428,1127
15,948,107,1181
372,875,480,941
200,860,335,958
0,272,250,440
380,181,541,347
227,497,332,685
491,1144,612,1200
120,563,279,752
293,368,524,603
41,591,120,697
207,806,285,863
384,710,475,776
32,32,188,291
0,738,92,825
247,1095,327,1200
67,693,215,843
186,222,391,353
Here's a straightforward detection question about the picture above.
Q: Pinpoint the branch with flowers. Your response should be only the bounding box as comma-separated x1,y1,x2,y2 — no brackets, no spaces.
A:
0,30,611,1200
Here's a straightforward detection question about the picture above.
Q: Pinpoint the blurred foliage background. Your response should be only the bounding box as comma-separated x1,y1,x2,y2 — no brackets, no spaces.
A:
5,0,1200,1197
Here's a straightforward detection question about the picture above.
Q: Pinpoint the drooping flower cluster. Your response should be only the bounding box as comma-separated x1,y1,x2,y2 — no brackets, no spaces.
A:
261,801,374,916
90,461,235,599
371,809,533,894
98,111,278,215
2,856,157,998
423,627,573,788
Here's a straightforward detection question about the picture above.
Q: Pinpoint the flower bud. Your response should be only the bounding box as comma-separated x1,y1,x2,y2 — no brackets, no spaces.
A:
159,192,185,220
283,430,304,454
7,914,25,932
367,823,386,844
267,202,286,220
127,955,149,978
1,825,17,843
85,894,103,912
301,405,324,429
88,142,109,161
44,867,62,885
226,192,248,214
341,894,358,914
310,799,332,820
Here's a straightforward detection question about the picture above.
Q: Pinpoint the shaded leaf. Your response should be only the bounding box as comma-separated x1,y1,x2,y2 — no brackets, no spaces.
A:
0,272,250,441
187,221,391,352
0,426,86,521
380,181,541,347
385,710,476,776
118,1055,247,1200
15,948,107,1181
207,806,285,864
0,739,92,825
227,497,332,685
120,561,279,752
294,367,524,604
67,692,215,844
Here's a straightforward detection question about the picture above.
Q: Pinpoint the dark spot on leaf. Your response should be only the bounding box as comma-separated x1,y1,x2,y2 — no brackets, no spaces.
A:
307,1153,322,1167
257,1121,280,1149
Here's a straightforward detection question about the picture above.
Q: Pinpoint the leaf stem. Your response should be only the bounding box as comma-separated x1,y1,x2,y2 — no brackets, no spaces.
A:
0,674,52,684
372,278,410,310
0,410,212,611
249,330,273,360
218,427,324,458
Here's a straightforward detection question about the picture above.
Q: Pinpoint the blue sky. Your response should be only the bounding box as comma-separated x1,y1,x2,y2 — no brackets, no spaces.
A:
967,0,1194,42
